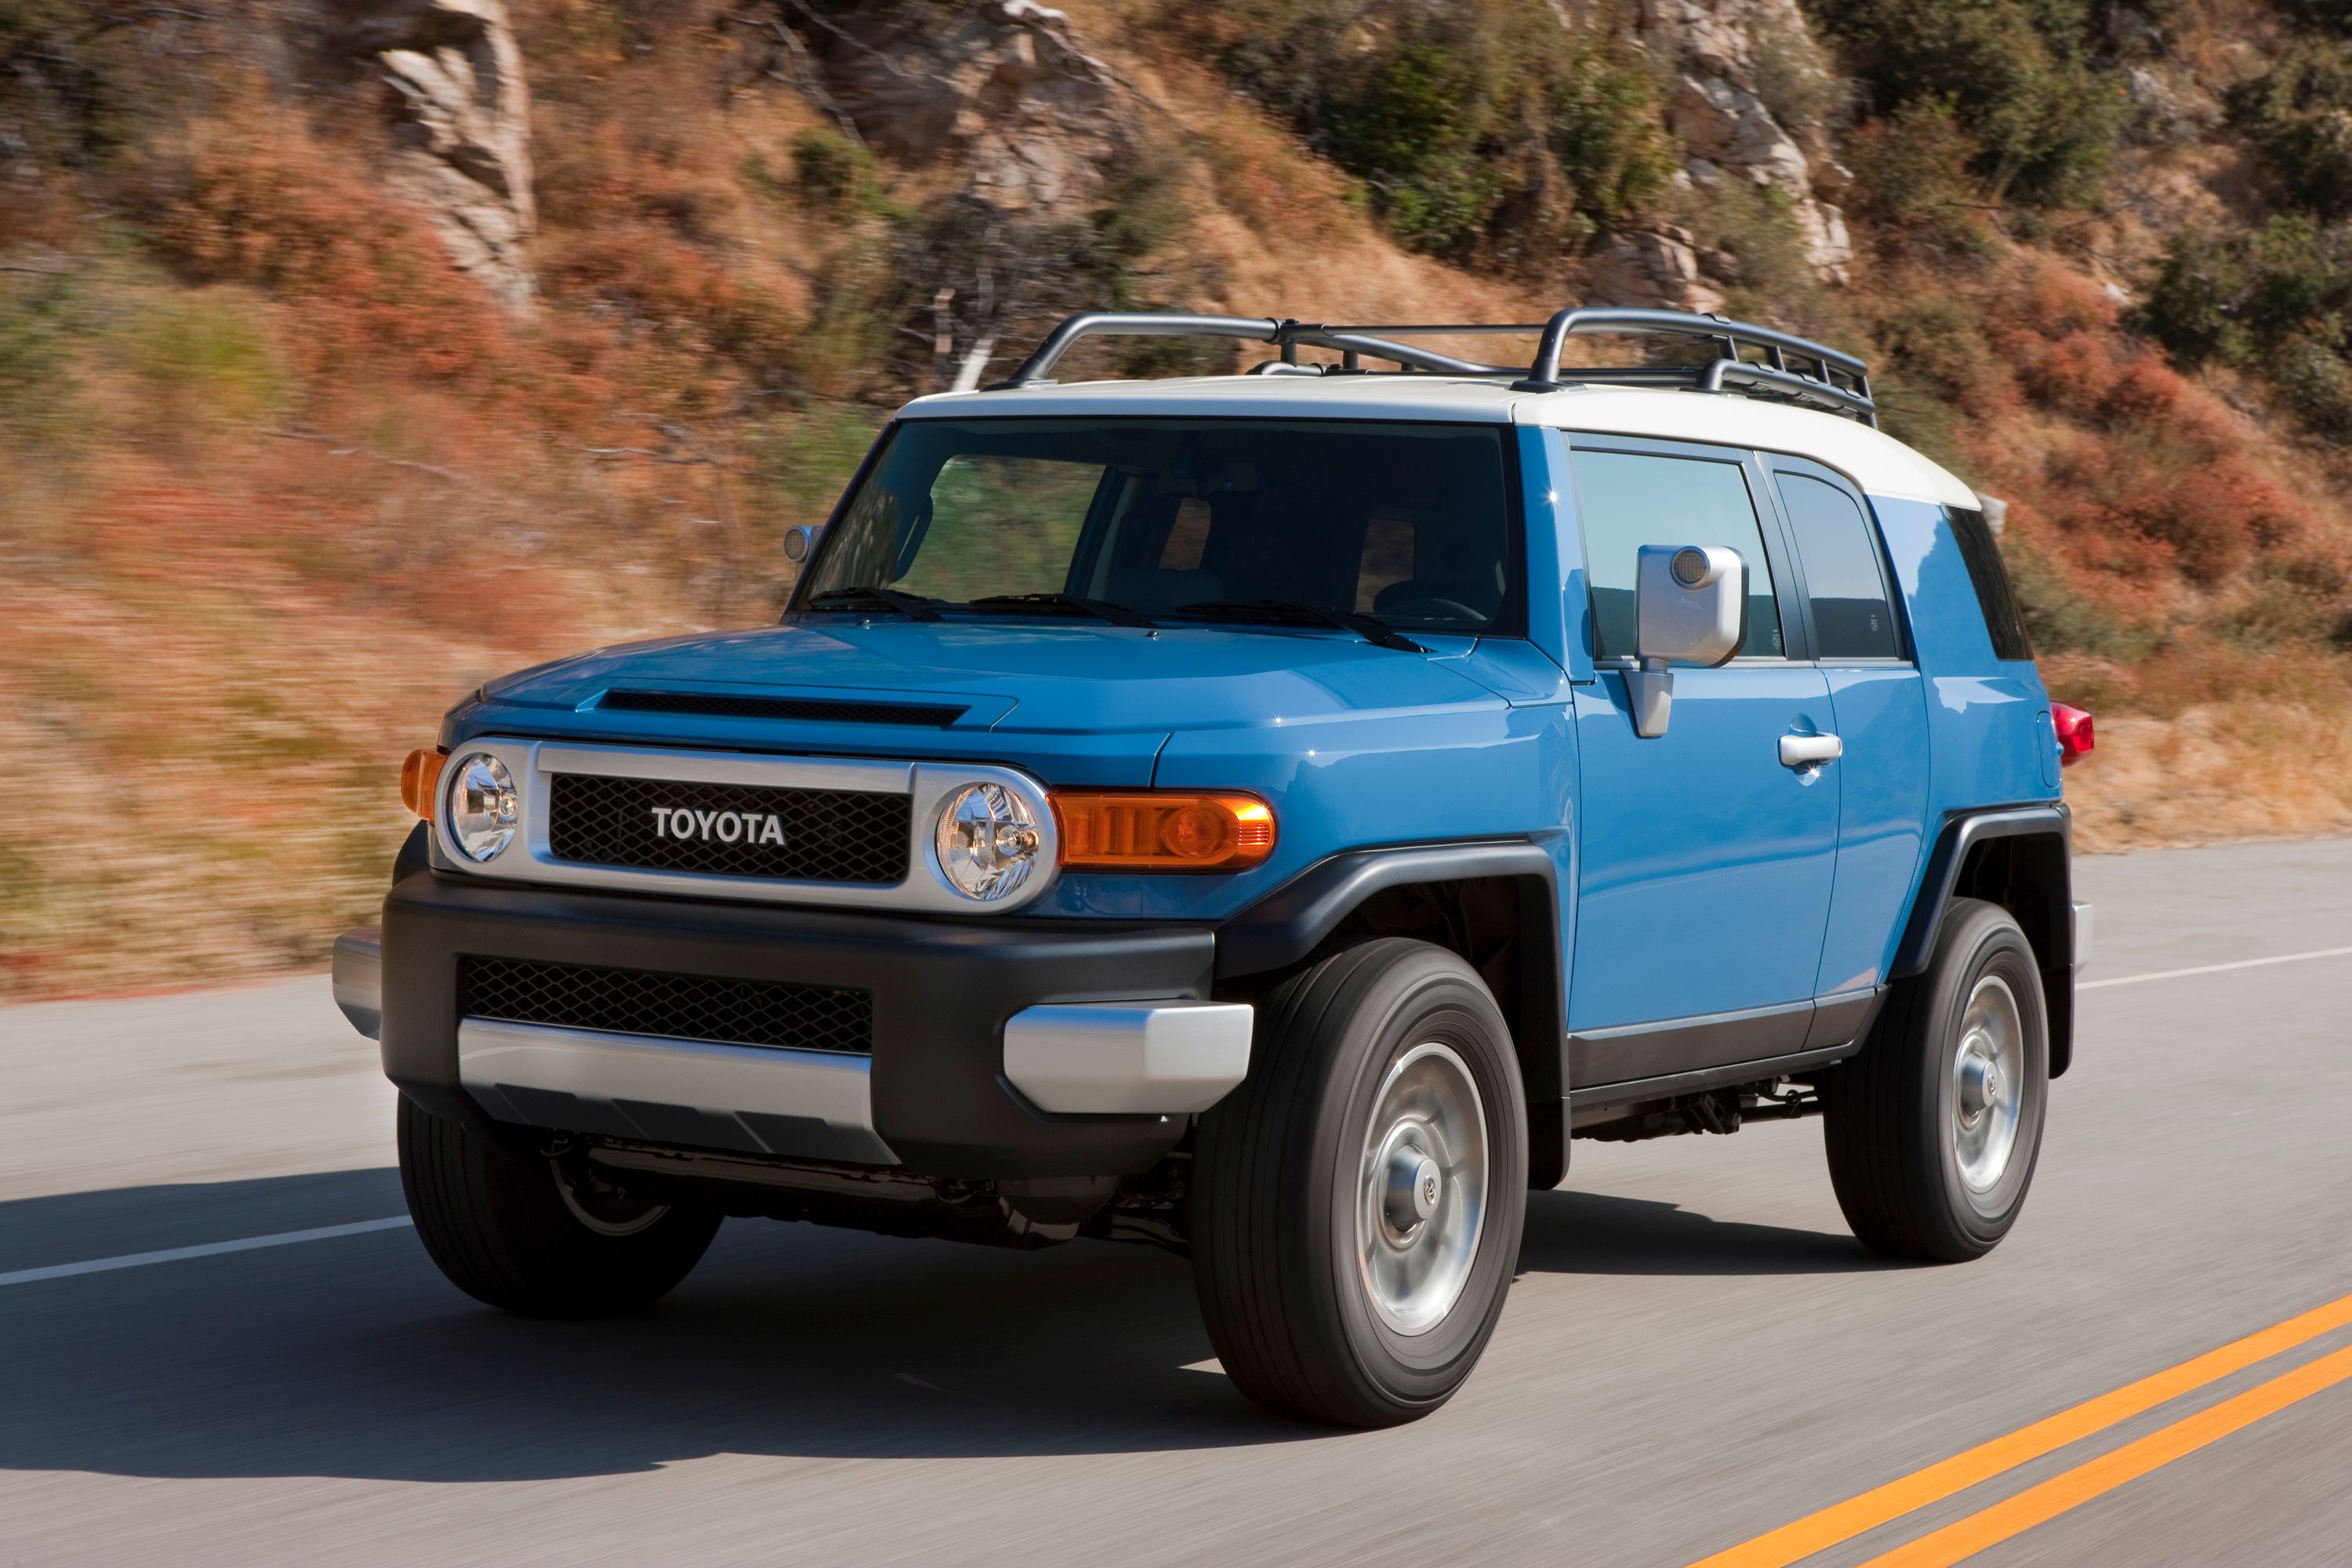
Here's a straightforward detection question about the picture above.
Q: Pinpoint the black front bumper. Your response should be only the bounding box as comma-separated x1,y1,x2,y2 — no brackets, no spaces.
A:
380,868,1215,1179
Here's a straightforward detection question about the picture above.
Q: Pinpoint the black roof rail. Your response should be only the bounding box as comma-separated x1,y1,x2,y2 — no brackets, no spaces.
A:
984,308,1876,426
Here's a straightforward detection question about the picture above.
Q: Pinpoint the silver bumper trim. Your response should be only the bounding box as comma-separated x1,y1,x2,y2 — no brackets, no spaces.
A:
1003,1001,1255,1115
2072,901,2094,972
332,927,383,1040
458,1018,898,1165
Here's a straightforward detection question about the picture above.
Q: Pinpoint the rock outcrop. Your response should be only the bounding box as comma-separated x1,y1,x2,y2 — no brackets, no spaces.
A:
1587,225,1726,314
792,0,1149,387
328,0,535,311
1638,0,1853,283
808,0,1137,213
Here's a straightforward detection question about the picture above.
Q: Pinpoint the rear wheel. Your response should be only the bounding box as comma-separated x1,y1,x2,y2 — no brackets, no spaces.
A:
1192,939,1528,1428
397,1095,720,1316
1823,898,2049,1261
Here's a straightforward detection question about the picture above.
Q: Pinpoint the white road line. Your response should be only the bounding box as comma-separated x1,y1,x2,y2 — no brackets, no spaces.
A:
2081,945,2352,991
0,1216,413,1290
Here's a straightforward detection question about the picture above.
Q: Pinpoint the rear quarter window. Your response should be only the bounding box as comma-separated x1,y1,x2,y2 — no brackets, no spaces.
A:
1947,506,2033,662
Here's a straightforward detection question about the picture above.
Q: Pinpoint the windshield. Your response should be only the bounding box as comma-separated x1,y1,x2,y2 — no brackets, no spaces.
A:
799,418,1523,633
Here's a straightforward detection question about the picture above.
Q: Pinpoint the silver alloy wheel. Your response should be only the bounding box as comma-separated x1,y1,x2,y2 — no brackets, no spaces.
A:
1951,975,2025,1193
1357,1041,1488,1335
551,1158,672,1237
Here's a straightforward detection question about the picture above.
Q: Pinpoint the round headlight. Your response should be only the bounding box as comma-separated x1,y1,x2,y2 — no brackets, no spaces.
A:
935,782,1042,902
446,753,519,862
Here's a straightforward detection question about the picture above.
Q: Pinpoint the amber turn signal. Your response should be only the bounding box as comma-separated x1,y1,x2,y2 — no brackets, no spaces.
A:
1050,790,1276,872
401,749,448,819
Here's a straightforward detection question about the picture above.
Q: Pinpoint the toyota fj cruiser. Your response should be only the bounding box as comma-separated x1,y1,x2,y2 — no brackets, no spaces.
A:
334,307,2094,1428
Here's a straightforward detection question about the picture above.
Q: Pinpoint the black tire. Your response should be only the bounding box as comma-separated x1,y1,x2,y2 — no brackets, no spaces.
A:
1823,898,2049,1261
1192,938,1528,1428
397,1095,721,1316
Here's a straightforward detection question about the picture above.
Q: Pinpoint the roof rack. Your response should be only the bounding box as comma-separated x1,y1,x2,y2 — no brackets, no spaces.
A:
984,308,1876,426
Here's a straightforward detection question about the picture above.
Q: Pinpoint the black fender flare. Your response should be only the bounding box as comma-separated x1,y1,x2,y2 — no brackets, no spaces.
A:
1214,839,1569,1184
1892,804,2077,1076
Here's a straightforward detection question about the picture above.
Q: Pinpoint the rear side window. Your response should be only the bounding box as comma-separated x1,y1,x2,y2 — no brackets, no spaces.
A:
1777,473,1899,659
1572,449,1785,659
1948,506,2033,662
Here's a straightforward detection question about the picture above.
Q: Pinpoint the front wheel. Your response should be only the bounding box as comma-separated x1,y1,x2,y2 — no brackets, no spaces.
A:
1823,898,2050,1261
1192,939,1528,1428
397,1095,721,1316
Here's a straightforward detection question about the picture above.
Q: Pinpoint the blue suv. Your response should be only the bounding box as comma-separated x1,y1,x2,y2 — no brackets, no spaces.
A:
335,308,2092,1428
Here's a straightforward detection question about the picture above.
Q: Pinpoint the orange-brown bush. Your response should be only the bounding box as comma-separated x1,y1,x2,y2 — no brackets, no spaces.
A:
1894,259,2323,611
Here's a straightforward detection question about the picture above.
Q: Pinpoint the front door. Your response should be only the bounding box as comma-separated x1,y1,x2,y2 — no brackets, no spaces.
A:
1563,439,1839,1086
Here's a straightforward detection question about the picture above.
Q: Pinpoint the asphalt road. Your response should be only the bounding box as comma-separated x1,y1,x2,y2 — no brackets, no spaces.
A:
3,837,2350,1566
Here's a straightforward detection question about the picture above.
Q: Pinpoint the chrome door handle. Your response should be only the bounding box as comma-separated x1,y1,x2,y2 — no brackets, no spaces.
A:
1780,733,1842,768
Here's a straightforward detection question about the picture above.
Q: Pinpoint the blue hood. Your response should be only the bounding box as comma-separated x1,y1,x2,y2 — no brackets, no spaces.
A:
482,619,1517,735
450,615,1571,920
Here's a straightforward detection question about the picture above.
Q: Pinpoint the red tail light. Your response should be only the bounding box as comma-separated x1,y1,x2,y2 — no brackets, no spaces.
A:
2053,702,2094,768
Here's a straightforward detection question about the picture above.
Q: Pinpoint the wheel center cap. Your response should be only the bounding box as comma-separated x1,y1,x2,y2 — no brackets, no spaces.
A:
1385,1150,1443,1232
1957,1044,2000,1122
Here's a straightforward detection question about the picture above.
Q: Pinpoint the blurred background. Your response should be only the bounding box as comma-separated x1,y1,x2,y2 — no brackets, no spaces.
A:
6,0,2352,1001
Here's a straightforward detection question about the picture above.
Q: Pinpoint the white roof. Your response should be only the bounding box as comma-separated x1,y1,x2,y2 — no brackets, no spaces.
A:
898,375,1977,509
902,375,1519,423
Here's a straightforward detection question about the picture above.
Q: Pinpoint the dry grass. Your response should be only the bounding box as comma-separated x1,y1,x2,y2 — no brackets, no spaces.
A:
2065,706,2352,851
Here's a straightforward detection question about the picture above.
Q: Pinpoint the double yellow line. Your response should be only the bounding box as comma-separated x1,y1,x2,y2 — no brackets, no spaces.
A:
1690,1290,2352,1568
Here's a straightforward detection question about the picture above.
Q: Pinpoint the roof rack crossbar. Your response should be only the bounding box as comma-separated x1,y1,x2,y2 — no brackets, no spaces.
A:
990,314,1529,387
984,307,1877,424
989,313,1281,389
1511,307,1874,425
1289,328,1515,376
1703,358,1877,420
1323,322,1552,335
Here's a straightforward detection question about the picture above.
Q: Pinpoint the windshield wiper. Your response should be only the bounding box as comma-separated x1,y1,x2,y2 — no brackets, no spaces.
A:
804,586,942,622
1171,600,1429,654
968,593,1156,628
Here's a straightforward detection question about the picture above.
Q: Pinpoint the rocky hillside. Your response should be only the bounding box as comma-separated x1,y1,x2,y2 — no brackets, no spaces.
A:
5,0,2351,996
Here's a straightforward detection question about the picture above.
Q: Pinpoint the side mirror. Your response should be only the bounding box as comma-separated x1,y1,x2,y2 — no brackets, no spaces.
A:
1628,544,1744,738
783,523,824,564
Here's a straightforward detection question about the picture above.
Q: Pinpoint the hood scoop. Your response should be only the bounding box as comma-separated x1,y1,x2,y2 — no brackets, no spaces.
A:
599,689,969,728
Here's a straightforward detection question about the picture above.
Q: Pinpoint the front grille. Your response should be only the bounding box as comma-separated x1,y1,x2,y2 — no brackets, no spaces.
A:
460,957,873,1054
546,772,909,884
602,689,967,728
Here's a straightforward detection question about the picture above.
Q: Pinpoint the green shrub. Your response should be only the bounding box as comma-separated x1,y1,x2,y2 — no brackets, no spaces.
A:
1546,38,1679,235
1874,292,2004,407
1083,159,1234,375
0,0,136,169
2141,229,2256,365
1085,156,1195,286
2276,331,2352,436
2278,0,2352,39
1172,0,1671,262
1842,100,1998,256
790,127,885,212
1748,12,1848,132
0,270,84,459
2141,216,2352,382
2227,43,2352,220
116,288,285,428
1802,0,2125,207
1679,177,1820,318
